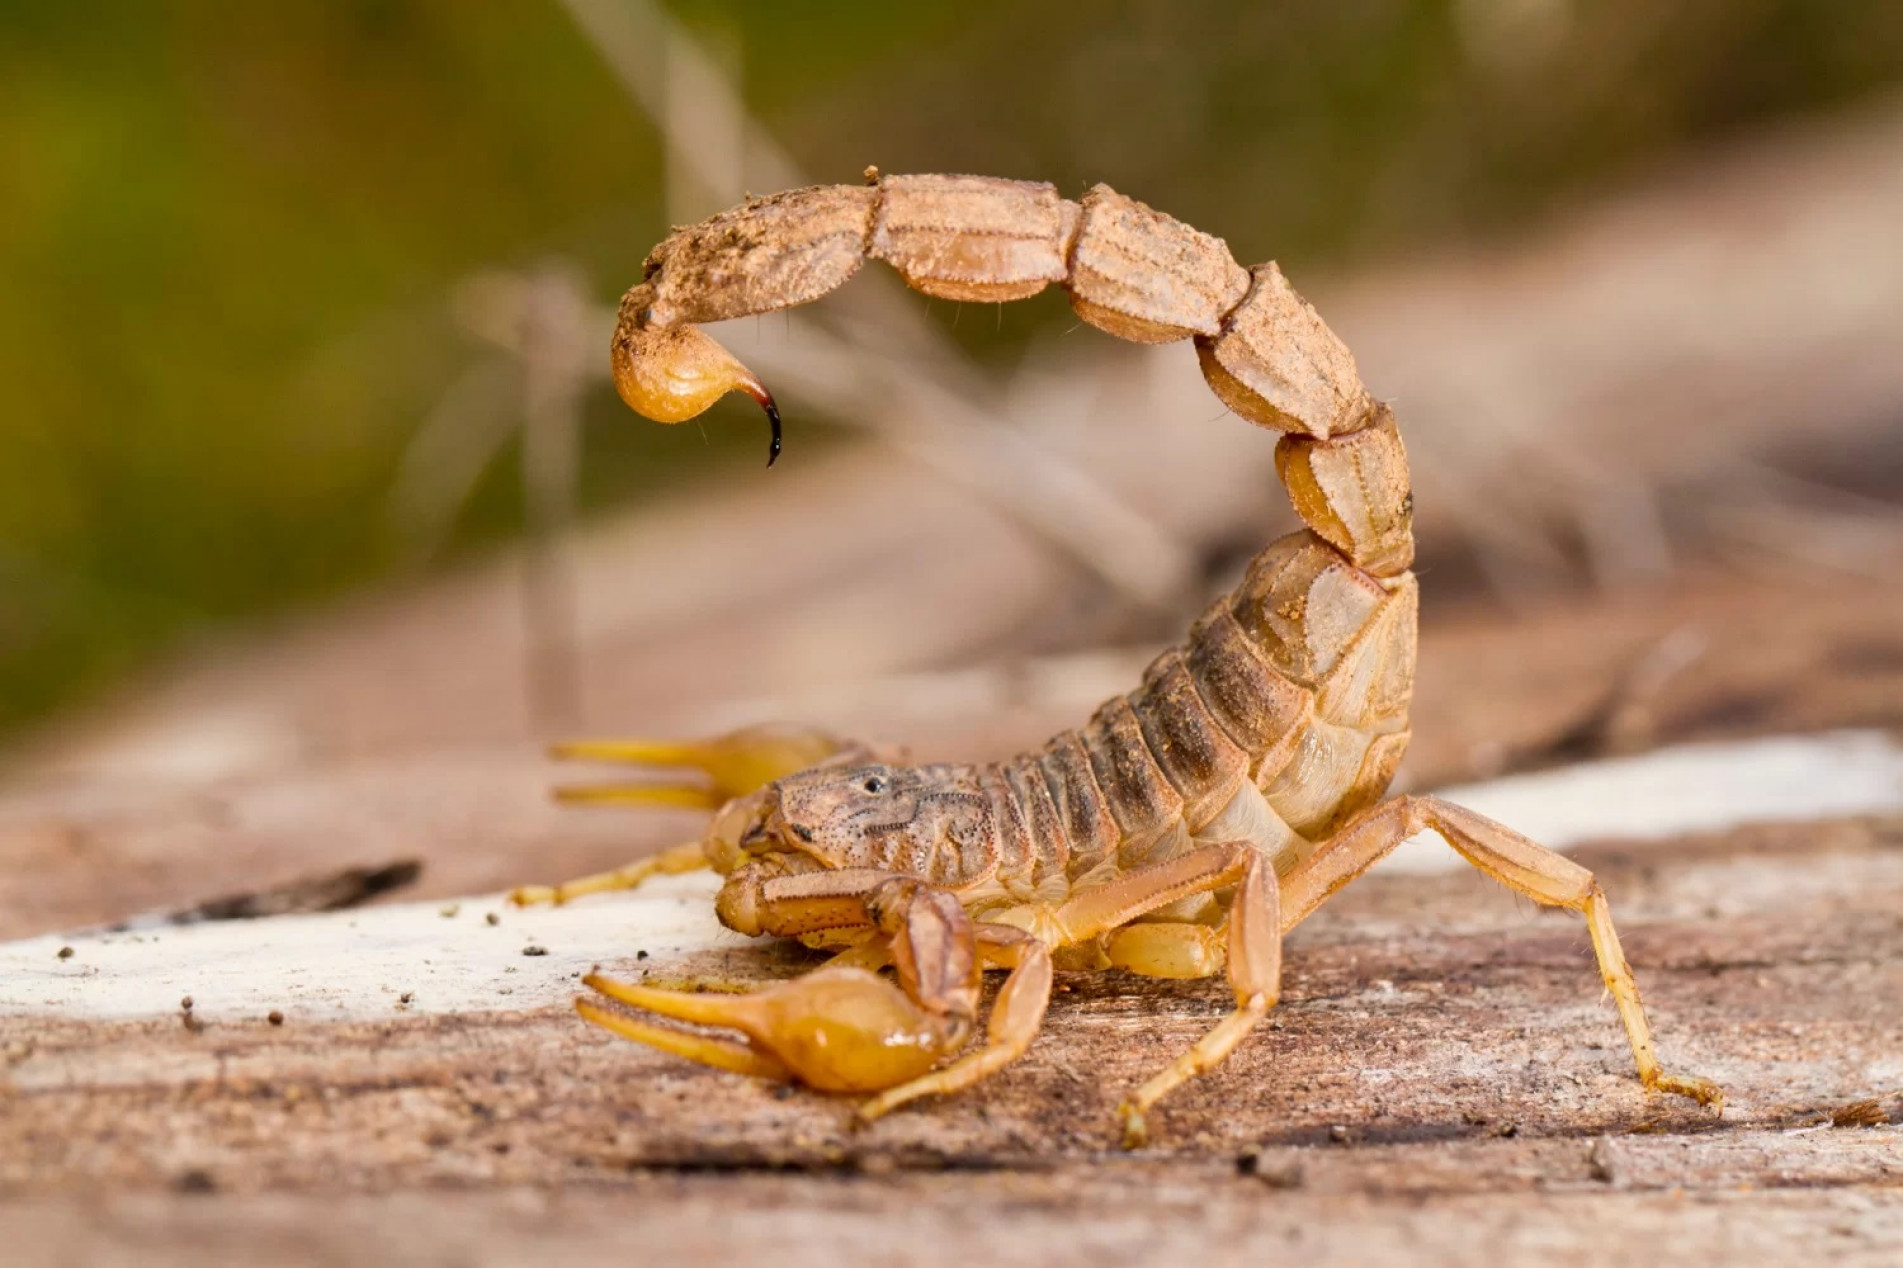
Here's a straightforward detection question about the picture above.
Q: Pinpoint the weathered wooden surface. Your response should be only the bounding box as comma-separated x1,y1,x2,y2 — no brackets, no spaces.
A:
3,811,1901,1262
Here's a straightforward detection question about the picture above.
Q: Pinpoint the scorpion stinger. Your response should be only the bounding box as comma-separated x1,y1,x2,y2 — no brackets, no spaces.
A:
763,392,783,467
515,173,1724,1147
610,309,783,464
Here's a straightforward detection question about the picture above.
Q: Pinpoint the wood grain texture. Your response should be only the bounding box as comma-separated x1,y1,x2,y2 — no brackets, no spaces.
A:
4,813,1900,1262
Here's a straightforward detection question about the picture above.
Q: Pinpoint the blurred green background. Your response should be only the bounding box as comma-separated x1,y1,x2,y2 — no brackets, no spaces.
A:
4,0,1902,739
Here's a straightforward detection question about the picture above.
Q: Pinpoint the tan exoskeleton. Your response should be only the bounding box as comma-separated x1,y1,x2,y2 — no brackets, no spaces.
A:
512,173,1724,1146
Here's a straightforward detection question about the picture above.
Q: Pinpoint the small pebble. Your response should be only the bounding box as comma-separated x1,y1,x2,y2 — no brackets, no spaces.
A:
485,912,501,926
180,996,194,1011
636,949,649,961
1588,1136,1620,1184
522,945,548,957
267,1010,285,1026
57,946,74,960
174,1168,217,1194
439,904,461,919
1236,1149,1305,1189
399,992,414,1005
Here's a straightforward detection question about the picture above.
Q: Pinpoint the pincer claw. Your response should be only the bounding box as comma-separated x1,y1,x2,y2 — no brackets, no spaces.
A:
579,966,963,1094
549,723,851,809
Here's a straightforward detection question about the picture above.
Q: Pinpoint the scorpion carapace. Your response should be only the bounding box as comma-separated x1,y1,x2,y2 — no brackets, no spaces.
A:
514,173,1722,1146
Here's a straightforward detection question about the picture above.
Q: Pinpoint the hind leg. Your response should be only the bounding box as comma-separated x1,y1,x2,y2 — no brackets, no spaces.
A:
1028,838,1284,1146
1281,795,1723,1109
1108,852,1281,1148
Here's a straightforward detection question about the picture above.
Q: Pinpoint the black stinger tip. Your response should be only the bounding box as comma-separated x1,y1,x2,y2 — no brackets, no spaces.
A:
763,395,783,467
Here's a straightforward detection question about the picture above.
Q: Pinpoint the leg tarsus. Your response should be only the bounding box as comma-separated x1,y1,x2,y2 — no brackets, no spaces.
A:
1114,848,1282,1148
509,840,707,908
1118,994,1272,1149
1581,881,1725,1111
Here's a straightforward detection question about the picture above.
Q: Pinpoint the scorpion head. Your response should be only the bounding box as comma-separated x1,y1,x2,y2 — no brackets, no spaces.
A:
705,762,996,937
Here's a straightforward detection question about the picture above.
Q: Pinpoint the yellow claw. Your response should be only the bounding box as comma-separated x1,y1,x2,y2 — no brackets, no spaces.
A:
575,996,793,1082
580,967,962,1094
549,782,722,811
1116,1103,1150,1150
550,724,850,808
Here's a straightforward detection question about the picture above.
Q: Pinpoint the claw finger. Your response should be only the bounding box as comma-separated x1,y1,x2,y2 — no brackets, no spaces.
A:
550,738,721,766
550,782,722,811
583,972,773,1028
575,996,792,1082
552,724,849,803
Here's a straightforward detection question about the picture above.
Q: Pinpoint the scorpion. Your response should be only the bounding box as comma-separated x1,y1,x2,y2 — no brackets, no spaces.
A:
511,172,1724,1146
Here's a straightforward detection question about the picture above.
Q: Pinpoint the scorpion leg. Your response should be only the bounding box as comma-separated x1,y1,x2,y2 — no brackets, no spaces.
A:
1280,795,1724,1111
1036,839,1285,1146
509,840,708,908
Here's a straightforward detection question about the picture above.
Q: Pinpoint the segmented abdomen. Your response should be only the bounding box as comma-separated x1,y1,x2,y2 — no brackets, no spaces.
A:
997,524,1416,882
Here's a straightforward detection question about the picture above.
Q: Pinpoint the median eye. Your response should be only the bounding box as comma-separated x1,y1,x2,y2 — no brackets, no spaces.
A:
861,775,888,795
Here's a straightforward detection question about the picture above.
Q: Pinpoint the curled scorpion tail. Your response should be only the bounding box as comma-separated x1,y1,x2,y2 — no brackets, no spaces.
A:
605,172,1412,576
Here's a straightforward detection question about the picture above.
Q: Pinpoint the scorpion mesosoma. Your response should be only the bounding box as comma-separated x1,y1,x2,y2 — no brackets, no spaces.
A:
512,172,1724,1146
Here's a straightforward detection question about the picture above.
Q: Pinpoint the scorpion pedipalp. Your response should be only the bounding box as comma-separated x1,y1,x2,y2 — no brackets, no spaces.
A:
547,724,851,809
509,724,858,907
579,965,956,1093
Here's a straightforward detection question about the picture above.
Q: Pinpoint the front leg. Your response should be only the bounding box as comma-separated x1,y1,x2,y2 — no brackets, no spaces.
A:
855,920,1053,1122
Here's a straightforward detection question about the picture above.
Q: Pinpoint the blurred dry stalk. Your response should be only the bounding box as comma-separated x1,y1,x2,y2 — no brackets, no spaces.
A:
400,0,1200,602
391,265,596,725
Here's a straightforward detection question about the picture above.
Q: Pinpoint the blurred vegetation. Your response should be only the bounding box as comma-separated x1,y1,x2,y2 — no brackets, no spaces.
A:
2,0,1901,738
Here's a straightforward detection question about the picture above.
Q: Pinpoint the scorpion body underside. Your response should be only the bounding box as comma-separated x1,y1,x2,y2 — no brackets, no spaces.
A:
514,172,1722,1145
